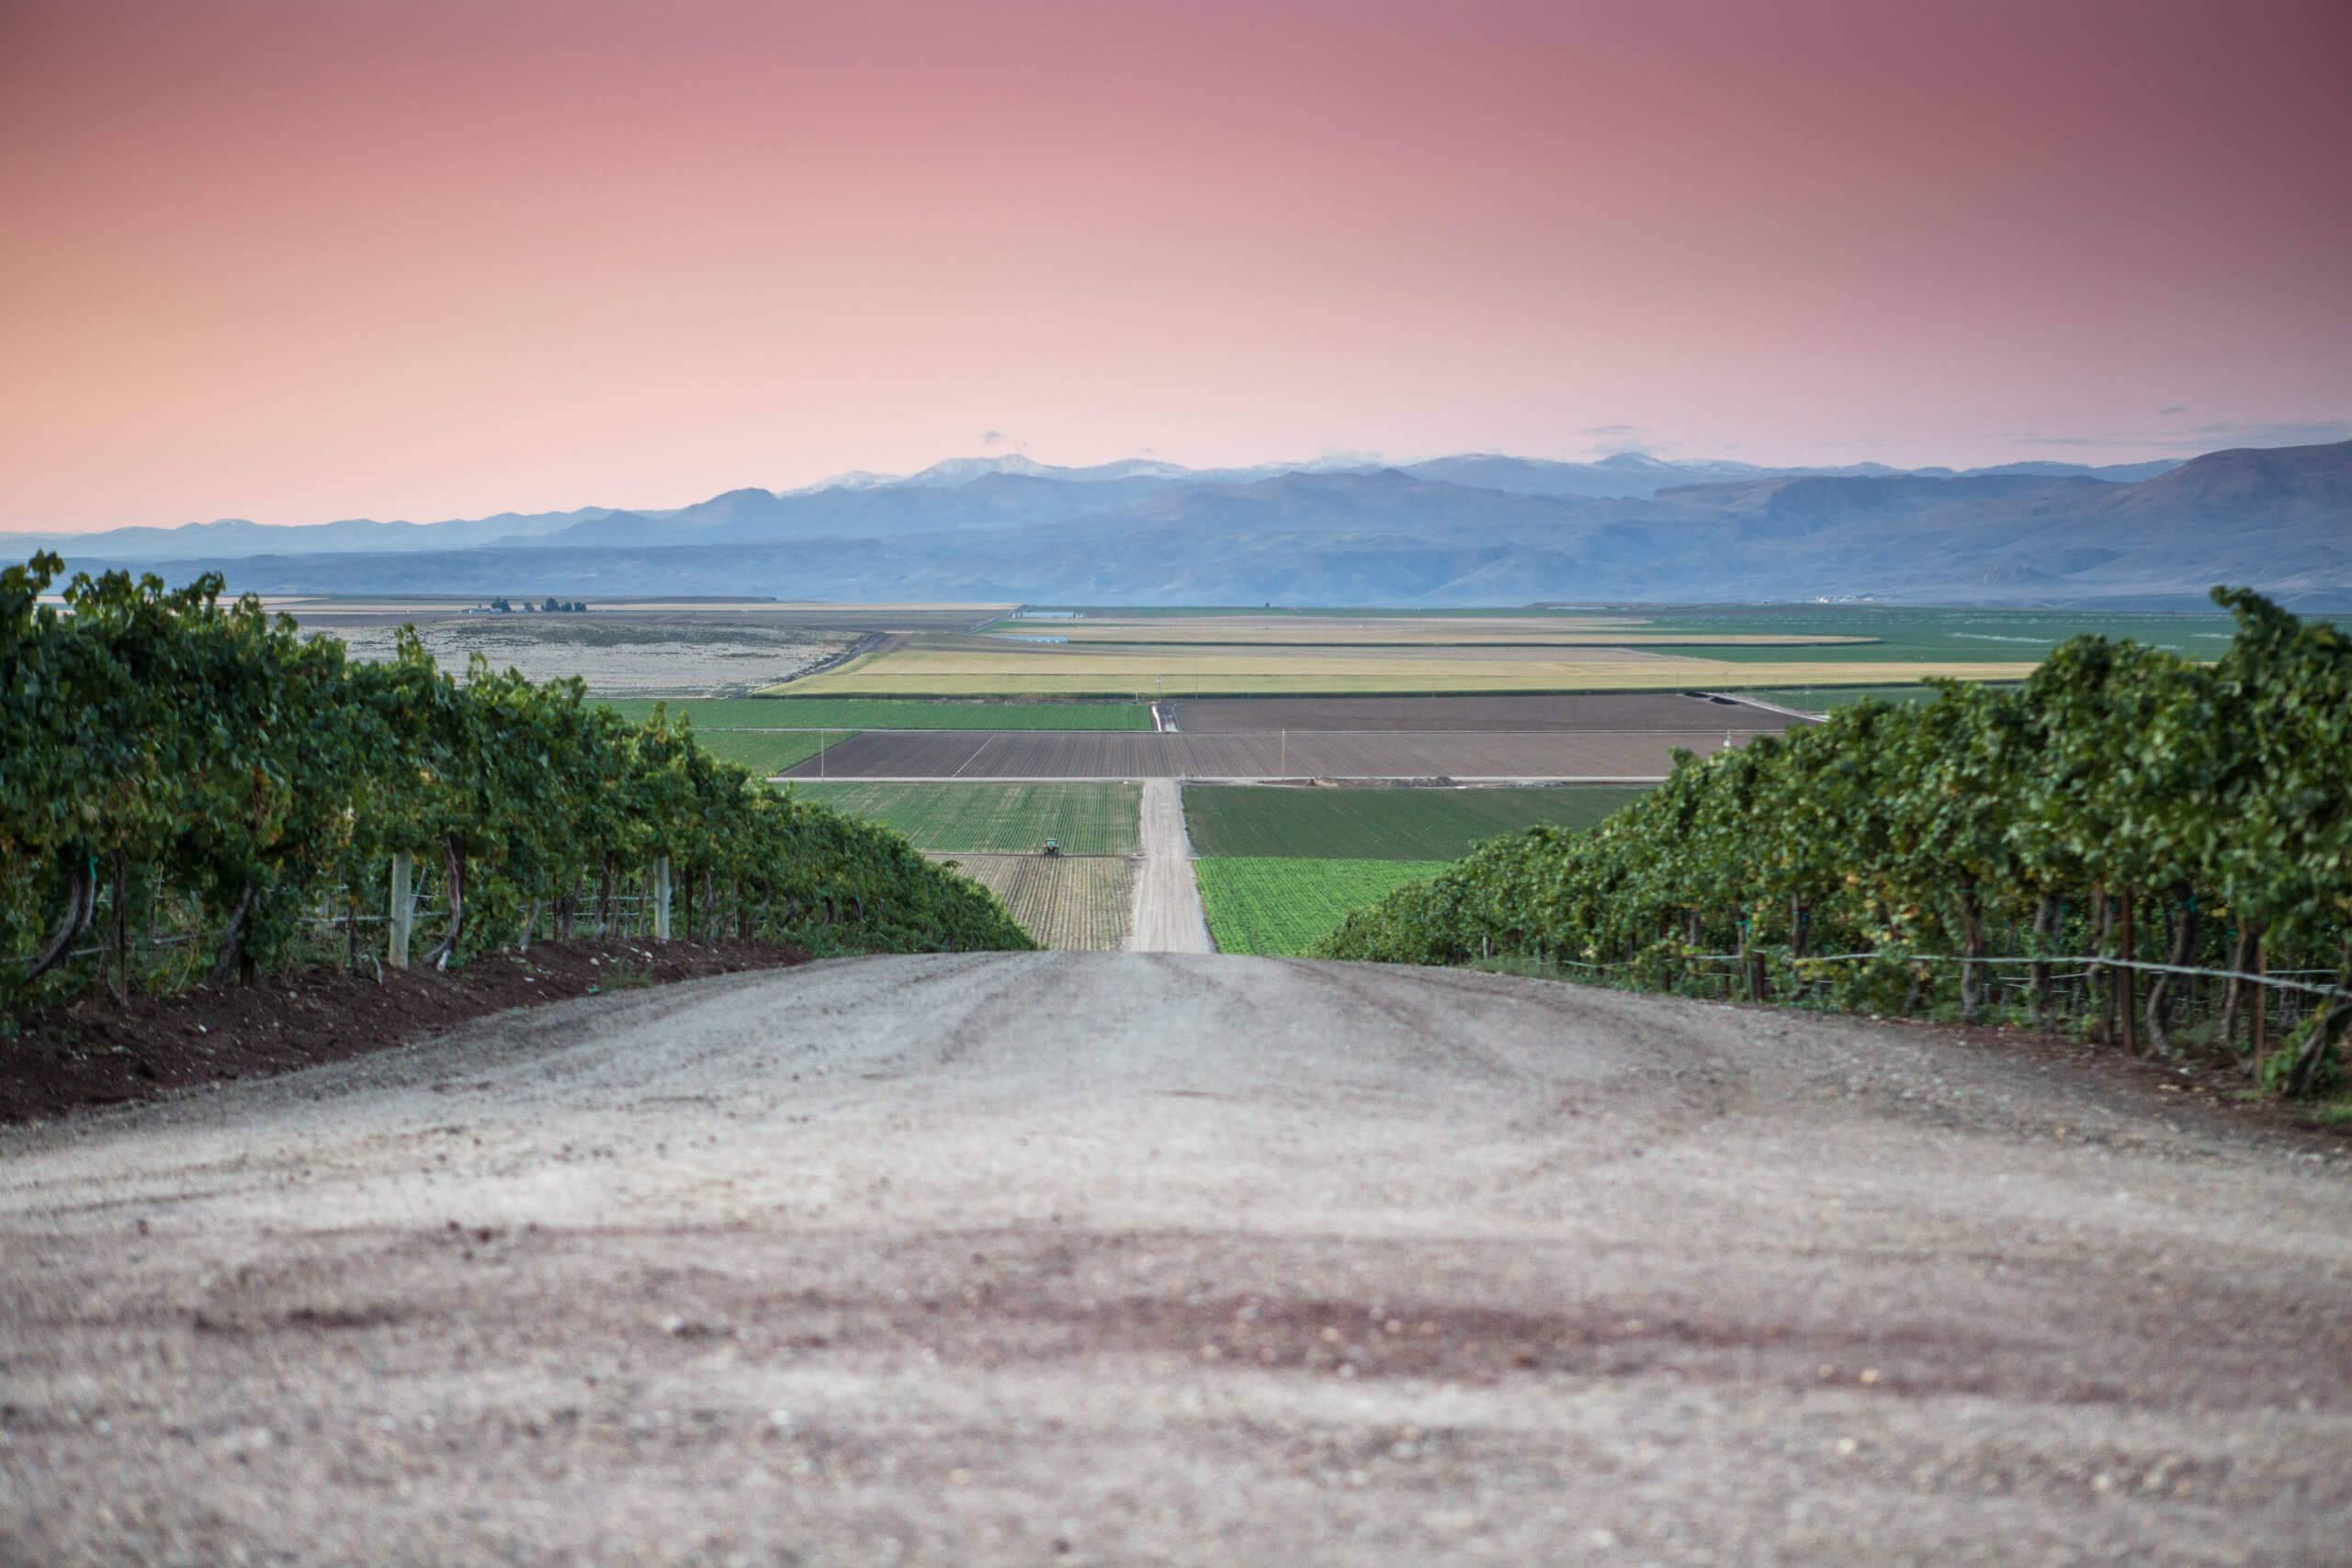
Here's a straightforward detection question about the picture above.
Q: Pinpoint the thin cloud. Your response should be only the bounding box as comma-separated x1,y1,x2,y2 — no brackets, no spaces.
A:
2188,420,2348,445
979,429,1005,447
1577,423,1669,458
2010,418,2349,452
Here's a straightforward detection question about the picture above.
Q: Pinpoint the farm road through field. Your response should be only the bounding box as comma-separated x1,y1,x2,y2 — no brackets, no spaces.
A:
1126,777,1212,953
3,954,2348,1565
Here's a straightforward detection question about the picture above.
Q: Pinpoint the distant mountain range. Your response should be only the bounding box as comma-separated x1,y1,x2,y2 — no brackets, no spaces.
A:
10,442,2348,608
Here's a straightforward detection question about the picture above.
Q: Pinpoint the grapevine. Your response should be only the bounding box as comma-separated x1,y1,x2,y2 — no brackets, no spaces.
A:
1314,589,2352,1096
1,554,1034,1018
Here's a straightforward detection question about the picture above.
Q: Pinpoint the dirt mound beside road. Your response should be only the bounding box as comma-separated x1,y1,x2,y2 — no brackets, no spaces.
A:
0,938,808,1125
3,952,2348,1565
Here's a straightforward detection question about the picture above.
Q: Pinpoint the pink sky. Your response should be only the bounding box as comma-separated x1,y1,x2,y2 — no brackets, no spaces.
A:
4,0,2348,531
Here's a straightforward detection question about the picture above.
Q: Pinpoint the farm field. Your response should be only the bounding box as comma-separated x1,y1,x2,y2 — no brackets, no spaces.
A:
777,634,2038,697
1003,606,1630,621
688,728,857,774
598,696,1151,729
996,604,2270,648
325,615,854,696
1183,784,1649,860
933,854,1134,950
1164,693,1795,733
788,783,1142,855
1725,683,1980,712
993,615,1873,649
1193,857,1447,955
1626,604,2251,660
715,603,1013,631
293,598,1012,625
778,729,1756,780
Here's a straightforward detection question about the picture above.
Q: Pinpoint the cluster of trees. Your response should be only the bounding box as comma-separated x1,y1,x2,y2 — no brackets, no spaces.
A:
2,554,1030,1010
1317,589,2352,1096
484,597,588,613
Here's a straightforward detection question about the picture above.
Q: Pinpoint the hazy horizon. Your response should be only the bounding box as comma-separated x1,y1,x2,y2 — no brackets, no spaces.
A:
1,434,2328,539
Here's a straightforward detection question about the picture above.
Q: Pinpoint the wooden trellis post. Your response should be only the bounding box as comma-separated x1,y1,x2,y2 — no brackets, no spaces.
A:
653,855,673,941
388,852,413,969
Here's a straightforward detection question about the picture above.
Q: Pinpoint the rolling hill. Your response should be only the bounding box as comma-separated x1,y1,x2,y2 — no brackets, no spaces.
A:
9,441,2345,607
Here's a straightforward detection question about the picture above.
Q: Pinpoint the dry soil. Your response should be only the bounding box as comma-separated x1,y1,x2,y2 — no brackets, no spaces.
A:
3,953,2348,1566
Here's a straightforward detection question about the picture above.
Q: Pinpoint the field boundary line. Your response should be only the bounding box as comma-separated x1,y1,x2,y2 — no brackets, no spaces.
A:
1701,691,1829,724
779,680,2028,701
922,851,1134,861
775,726,1787,736
765,773,1673,784
948,734,999,778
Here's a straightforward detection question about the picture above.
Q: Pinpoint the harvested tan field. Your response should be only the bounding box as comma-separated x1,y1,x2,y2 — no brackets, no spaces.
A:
1005,613,1642,636
784,637,2037,696
1166,693,1803,732
1311,643,1674,661
781,729,1760,779
930,852,1134,950
1011,615,1871,648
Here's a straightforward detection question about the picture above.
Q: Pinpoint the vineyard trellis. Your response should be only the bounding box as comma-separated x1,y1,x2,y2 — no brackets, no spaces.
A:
1316,588,2352,1098
2,554,1033,1015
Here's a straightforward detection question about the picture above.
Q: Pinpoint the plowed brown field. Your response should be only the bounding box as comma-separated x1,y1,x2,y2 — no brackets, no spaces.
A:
780,728,1758,779
1165,693,1800,732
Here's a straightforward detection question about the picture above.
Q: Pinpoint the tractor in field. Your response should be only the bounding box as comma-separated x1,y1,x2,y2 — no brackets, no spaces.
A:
1042,838,1062,857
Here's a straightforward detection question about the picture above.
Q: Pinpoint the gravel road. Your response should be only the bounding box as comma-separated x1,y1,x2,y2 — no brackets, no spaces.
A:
1126,779,1212,953
3,953,2347,1566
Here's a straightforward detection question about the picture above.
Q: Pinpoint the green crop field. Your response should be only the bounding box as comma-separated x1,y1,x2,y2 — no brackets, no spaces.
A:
595,696,1150,729
704,606,2302,703
1631,605,2248,660
1194,858,1449,955
1183,784,1647,860
692,729,856,774
1728,684,1987,712
995,604,2289,658
786,782,1142,854
931,853,1135,950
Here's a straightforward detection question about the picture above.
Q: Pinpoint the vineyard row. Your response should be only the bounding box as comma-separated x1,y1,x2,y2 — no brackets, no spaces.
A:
1,554,1035,1014
1317,589,2352,1098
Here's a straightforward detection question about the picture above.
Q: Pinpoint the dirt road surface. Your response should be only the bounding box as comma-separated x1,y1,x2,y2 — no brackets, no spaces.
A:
1126,779,1212,953
3,953,2348,1566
